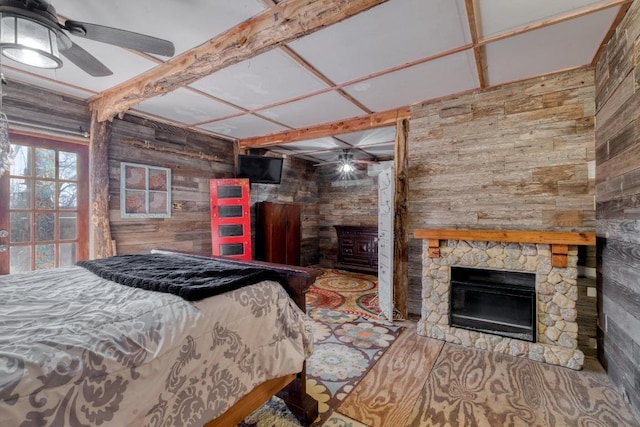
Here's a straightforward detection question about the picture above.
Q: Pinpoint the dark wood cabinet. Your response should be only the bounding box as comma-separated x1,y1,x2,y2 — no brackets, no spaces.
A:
255,202,301,266
334,225,378,273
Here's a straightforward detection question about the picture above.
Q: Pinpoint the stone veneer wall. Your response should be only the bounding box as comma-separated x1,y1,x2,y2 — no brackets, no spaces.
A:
418,239,584,370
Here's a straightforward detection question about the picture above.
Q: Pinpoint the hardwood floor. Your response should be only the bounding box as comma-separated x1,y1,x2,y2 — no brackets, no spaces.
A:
339,325,444,425
332,321,640,427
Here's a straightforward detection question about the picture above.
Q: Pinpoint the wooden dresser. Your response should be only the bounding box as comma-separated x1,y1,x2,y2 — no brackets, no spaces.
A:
334,225,378,273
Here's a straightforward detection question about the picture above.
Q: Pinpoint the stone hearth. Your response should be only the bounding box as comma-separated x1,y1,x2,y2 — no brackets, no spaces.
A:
416,237,586,370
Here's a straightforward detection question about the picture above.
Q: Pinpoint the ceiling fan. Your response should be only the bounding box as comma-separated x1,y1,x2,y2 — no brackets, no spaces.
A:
315,149,379,173
0,0,175,76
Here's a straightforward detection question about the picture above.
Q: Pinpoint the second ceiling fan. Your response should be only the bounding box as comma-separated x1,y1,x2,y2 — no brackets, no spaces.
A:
315,148,379,172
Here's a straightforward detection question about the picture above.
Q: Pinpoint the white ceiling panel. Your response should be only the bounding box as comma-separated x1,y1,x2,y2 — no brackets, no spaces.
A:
485,7,619,86
190,49,329,110
307,151,342,162
3,67,94,100
134,89,243,125
259,92,366,128
3,38,158,93
275,137,351,153
288,0,471,84
49,0,266,56
358,144,396,156
197,115,288,139
477,0,614,38
344,50,479,112
337,127,397,147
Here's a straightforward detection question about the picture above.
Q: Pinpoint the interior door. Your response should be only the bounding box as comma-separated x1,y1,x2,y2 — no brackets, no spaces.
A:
209,178,252,260
0,134,89,275
377,166,394,321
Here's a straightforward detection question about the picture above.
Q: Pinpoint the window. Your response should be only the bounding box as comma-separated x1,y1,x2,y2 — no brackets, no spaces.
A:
120,162,171,218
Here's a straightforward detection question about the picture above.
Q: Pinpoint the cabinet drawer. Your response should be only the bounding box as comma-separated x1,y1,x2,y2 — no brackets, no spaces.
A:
341,238,354,246
341,247,354,256
341,256,371,267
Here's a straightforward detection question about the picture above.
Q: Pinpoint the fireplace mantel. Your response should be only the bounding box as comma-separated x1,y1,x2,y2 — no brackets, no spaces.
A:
414,229,595,268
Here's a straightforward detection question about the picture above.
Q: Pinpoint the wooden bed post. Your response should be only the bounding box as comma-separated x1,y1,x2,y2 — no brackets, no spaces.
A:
275,273,319,425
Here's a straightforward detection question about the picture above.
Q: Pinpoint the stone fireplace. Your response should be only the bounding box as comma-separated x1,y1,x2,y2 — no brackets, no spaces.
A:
414,229,595,370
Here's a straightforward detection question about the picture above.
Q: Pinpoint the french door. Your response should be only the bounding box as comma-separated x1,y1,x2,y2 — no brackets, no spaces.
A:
0,134,89,275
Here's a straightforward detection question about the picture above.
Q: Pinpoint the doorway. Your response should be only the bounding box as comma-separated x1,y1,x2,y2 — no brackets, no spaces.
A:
0,134,89,274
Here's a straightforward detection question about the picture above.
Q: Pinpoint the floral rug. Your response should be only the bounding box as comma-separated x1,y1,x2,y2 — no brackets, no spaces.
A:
240,269,402,427
306,269,383,320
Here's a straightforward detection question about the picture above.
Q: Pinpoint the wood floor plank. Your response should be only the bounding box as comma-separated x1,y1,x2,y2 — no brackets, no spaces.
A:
337,324,444,426
406,343,640,427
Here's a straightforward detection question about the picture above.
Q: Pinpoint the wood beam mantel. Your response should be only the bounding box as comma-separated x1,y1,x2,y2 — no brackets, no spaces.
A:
89,0,390,122
414,229,596,268
239,107,410,148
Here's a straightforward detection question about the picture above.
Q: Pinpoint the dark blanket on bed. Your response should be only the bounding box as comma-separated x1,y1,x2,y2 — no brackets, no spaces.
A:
77,253,287,301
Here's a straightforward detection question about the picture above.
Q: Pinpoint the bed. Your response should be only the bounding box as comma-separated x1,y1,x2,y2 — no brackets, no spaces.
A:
0,250,320,427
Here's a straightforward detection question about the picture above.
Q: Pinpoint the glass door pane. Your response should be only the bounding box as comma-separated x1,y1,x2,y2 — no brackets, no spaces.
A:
0,134,88,275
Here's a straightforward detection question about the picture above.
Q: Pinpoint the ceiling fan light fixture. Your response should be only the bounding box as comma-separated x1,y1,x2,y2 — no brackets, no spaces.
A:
338,150,355,173
0,13,61,69
340,162,354,173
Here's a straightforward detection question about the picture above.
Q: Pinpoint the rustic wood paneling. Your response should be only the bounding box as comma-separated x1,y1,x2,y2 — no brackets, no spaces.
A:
3,81,90,134
577,277,598,357
595,0,640,420
316,165,379,268
108,114,235,256
407,67,596,316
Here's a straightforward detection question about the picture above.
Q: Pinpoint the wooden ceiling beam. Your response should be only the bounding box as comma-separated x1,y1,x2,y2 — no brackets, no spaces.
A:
464,0,487,88
89,0,390,122
238,107,410,148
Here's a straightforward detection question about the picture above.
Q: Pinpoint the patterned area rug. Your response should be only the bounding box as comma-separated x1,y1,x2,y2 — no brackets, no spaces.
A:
240,269,401,427
307,269,383,320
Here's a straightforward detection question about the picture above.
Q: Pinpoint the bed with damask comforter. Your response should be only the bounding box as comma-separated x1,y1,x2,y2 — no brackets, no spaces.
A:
0,252,318,427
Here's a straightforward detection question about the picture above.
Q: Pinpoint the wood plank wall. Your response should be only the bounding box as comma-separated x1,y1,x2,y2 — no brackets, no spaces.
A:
406,68,597,331
109,122,321,262
4,81,91,136
108,115,235,255
595,0,640,418
316,165,379,267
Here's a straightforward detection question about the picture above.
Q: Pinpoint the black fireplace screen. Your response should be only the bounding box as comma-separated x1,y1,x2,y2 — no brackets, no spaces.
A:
450,267,536,342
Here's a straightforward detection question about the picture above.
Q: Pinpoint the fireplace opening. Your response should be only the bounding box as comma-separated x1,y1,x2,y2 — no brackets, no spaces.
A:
450,267,536,342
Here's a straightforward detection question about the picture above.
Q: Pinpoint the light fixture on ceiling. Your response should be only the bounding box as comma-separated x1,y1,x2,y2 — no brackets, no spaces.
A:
0,11,62,69
338,149,355,173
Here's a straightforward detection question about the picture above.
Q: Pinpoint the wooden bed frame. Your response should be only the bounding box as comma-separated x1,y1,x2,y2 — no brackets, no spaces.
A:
154,250,320,427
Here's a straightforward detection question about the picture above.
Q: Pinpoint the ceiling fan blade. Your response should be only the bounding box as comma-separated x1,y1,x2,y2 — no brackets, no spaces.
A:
60,42,112,77
313,160,342,166
64,20,175,57
354,158,379,165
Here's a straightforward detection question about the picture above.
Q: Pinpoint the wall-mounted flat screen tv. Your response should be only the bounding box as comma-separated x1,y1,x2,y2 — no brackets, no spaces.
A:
236,154,284,184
